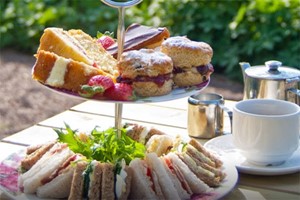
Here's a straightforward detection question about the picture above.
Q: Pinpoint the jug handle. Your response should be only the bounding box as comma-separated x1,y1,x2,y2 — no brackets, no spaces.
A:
219,105,233,134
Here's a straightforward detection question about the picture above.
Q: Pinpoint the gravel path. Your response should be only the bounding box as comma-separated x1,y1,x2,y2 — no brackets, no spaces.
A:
0,49,243,140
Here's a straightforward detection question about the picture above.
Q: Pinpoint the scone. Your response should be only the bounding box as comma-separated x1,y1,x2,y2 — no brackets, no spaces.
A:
117,49,173,97
161,36,214,87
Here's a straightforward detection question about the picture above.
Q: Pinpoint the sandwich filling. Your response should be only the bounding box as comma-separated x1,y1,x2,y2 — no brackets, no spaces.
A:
82,161,94,199
41,154,78,185
115,159,128,199
163,157,192,194
81,160,129,199
138,127,150,144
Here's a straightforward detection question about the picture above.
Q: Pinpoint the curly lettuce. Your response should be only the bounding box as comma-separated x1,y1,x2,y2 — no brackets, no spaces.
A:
55,123,145,165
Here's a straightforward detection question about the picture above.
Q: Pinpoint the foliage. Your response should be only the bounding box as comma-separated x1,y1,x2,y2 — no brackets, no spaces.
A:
0,0,118,52
1,0,299,81
56,123,145,165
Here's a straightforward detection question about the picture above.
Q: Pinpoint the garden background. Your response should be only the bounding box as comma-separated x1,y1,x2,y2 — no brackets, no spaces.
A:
1,0,300,81
0,0,299,138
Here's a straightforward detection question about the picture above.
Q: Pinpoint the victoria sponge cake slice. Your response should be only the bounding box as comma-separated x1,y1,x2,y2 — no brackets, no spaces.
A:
38,27,118,77
32,50,107,92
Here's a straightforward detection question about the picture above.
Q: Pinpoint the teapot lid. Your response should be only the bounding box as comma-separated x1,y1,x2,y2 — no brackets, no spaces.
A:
245,60,300,80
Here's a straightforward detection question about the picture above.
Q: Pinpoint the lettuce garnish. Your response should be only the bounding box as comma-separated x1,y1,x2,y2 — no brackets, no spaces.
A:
55,123,146,165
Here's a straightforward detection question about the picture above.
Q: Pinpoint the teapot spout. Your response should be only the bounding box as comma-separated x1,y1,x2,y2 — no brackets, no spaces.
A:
239,62,251,82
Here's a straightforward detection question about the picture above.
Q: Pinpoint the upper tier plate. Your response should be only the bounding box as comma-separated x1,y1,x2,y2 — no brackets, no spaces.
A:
39,79,210,103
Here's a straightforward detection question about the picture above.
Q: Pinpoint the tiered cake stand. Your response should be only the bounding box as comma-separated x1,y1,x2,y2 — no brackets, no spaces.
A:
0,3,240,200
42,0,210,134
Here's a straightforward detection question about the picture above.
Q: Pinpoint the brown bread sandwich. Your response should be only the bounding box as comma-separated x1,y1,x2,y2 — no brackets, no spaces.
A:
69,160,132,200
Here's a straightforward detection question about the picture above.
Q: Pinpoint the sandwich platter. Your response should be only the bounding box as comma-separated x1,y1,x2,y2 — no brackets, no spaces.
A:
0,148,238,200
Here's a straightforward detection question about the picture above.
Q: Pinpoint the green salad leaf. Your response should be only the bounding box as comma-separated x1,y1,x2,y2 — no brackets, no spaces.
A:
55,123,145,165
55,123,93,158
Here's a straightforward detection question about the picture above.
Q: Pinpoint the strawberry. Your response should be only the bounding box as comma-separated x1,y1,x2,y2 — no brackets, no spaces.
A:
104,83,136,101
79,75,114,98
97,31,115,49
98,36,115,49
88,75,114,89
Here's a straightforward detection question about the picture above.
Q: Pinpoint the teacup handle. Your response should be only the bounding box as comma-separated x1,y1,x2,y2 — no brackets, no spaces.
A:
219,104,233,134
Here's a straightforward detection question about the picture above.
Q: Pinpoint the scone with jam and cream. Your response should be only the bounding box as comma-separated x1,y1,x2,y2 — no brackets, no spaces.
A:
117,49,173,97
161,36,214,87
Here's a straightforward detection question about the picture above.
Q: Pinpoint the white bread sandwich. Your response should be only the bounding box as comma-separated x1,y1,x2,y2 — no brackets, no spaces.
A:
145,153,184,199
18,143,74,194
172,138,226,187
68,159,132,200
36,154,84,198
124,123,165,145
177,152,223,187
189,138,223,168
20,141,56,171
160,154,192,199
163,152,211,194
129,152,211,199
146,134,174,157
128,156,163,199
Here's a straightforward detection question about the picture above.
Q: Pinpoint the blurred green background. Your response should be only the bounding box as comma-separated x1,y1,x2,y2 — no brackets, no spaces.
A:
1,0,299,82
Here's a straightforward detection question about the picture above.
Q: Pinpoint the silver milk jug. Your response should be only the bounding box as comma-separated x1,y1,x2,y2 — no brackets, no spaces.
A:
187,93,232,139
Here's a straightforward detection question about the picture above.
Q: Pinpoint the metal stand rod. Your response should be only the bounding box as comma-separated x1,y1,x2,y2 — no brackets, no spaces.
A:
117,6,125,61
101,0,142,136
114,6,126,136
115,103,123,132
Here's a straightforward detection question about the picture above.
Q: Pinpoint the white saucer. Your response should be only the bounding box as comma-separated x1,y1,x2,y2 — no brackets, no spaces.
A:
204,135,300,176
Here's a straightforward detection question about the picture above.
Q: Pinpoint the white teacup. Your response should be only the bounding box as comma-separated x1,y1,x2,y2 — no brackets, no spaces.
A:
232,99,300,166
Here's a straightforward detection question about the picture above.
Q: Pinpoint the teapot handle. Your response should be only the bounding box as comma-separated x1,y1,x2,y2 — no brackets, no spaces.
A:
287,88,300,105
